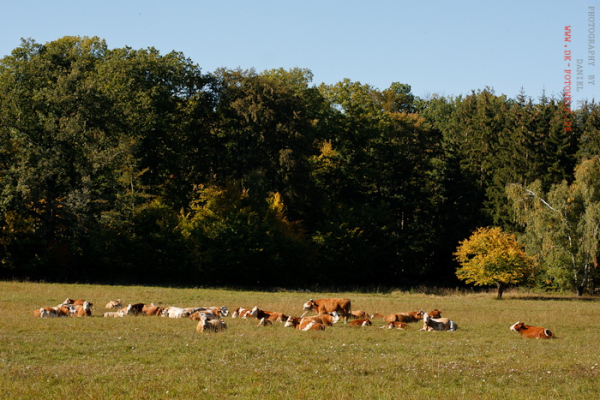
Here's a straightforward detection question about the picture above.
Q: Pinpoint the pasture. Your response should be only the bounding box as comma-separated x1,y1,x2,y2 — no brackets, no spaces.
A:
2,281,600,399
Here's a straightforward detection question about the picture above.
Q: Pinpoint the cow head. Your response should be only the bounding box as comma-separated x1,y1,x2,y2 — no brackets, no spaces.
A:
220,306,229,317
510,322,524,332
284,316,297,328
428,309,442,318
303,299,316,311
250,306,259,317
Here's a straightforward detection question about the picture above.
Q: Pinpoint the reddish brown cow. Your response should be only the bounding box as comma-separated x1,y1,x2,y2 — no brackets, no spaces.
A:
33,306,71,317
385,321,408,330
284,316,327,330
349,318,372,327
510,322,555,339
428,309,442,318
142,304,164,316
384,311,423,323
74,301,92,317
348,310,367,320
303,298,352,322
63,298,92,307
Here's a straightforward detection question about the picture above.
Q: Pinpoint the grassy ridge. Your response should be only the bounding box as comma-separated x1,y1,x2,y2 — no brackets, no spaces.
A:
2,281,600,399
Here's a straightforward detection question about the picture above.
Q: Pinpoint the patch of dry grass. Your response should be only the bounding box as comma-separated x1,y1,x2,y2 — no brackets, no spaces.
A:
2,281,599,399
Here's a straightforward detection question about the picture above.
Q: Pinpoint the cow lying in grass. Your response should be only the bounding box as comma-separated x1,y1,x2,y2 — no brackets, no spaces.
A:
384,311,423,323
510,322,555,339
419,312,457,331
196,314,227,333
349,318,372,327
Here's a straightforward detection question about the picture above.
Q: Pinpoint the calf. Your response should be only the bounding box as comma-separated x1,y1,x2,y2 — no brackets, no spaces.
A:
349,318,372,327
510,322,554,339
303,298,352,322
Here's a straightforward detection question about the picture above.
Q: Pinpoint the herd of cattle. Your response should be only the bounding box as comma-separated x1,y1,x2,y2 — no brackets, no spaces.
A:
32,297,555,338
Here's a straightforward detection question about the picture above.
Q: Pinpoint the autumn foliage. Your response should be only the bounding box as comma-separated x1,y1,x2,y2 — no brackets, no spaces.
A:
454,227,537,298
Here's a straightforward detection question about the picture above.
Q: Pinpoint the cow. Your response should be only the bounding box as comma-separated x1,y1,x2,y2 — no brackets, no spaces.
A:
419,312,457,331
232,307,254,318
74,301,92,317
141,304,164,316
301,321,326,331
384,311,423,323
189,310,219,321
104,304,135,317
63,298,91,307
348,310,368,320
258,317,273,327
428,309,442,319
349,318,372,327
298,312,340,326
33,306,70,318
384,321,408,330
105,299,122,309
370,313,385,320
510,322,554,339
303,298,351,322
196,314,227,333
162,306,191,318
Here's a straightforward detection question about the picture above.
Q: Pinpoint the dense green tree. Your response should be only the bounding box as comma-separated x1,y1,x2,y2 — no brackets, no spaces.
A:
507,157,600,295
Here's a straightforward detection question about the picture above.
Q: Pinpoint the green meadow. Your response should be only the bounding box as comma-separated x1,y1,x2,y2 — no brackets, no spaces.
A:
2,281,599,399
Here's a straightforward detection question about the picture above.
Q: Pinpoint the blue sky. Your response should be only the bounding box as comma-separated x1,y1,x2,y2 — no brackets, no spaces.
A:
1,1,597,106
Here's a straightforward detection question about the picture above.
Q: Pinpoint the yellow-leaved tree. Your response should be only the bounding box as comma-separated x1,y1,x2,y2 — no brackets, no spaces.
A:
454,227,537,299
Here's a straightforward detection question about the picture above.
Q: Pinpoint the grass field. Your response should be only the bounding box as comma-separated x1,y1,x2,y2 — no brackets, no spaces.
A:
2,281,600,399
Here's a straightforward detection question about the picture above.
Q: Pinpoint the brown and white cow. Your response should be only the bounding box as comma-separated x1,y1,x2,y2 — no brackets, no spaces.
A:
384,321,408,330
63,298,92,307
196,314,227,333
33,306,70,318
141,304,164,316
510,322,554,339
303,298,351,322
420,312,457,331
384,311,423,323
349,318,372,327
232,307,254,318
74,301,92,317
348,310,368,320
105,299,122,309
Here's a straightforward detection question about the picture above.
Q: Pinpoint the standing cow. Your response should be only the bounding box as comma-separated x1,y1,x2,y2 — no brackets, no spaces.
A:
302,298,351,322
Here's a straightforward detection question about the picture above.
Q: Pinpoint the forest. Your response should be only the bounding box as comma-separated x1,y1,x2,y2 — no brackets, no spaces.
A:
2,36,600,292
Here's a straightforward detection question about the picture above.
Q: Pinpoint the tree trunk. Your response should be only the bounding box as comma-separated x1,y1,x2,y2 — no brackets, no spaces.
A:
496,283,505,299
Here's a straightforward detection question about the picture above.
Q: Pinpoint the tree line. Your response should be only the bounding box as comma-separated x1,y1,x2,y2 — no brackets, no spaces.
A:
1,36,600,292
